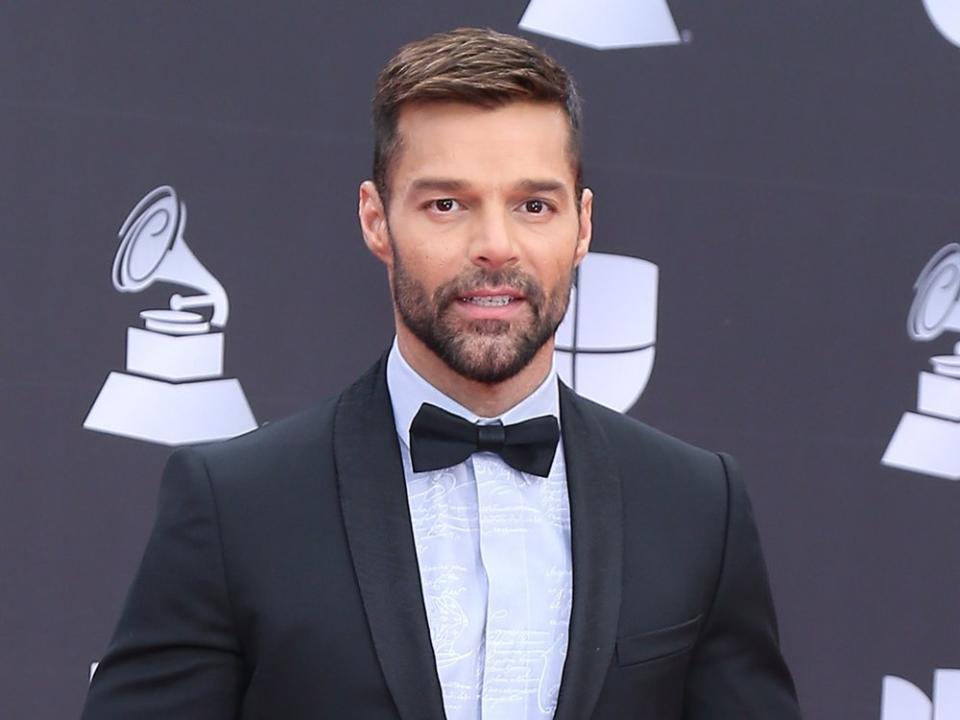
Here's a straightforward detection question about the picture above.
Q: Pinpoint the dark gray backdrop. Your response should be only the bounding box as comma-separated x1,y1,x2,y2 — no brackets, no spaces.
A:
2,2,958,718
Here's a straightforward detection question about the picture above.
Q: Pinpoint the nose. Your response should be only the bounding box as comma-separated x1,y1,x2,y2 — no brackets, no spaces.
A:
469,208,518,270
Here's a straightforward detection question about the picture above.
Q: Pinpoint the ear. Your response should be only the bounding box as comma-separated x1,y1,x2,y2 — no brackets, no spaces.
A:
574,187,593,266
359,180,393,267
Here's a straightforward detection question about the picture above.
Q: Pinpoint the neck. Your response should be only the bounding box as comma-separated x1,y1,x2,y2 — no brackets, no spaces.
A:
395,325,554,418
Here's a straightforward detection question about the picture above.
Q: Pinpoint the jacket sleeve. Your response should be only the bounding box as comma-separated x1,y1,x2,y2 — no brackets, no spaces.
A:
683,453,802,719
81,448,245,720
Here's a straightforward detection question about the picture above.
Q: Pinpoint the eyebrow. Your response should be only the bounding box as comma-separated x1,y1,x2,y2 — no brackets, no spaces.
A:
514,179,566,195
408,177,568,195
408,178,469,194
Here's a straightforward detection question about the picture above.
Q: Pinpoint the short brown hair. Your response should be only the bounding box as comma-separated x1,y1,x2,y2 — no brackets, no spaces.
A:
372,27,583,206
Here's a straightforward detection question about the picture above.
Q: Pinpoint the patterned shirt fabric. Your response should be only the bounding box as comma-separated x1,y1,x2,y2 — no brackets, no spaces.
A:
386,341,573,720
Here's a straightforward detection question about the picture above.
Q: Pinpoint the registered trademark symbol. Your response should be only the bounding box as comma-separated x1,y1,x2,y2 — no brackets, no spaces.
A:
681,29,693,44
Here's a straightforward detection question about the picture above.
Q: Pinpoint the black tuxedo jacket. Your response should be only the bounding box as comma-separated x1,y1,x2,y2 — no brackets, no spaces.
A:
82,357,801,719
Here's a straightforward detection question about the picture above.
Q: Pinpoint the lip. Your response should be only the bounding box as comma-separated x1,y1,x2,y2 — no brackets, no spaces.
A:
454,290,527,320
459,287,525,300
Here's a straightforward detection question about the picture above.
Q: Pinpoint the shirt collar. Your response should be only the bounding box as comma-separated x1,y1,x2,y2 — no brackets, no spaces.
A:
386,338,561,449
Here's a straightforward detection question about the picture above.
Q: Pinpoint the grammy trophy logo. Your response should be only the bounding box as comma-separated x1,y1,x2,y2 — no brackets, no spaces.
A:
519,0,682,50
883,244,960,480
84,186,257,445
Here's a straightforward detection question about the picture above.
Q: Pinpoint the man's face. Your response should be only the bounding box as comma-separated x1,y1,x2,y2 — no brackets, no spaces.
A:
368,100,592,384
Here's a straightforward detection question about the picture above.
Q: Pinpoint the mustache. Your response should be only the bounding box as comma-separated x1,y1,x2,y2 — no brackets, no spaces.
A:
433,268,545,309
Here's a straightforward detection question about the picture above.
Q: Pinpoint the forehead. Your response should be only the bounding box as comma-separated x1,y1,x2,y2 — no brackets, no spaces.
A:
391,100,576,192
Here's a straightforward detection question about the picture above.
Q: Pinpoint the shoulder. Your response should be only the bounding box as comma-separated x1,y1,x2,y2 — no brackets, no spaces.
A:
574,393,724,471
167,355,390,499
150,397,346,550
203,396,336,464
169,396,339,500
567,392,735,503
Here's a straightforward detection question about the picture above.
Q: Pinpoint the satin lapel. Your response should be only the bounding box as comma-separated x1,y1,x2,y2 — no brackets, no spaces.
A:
334,357,446,720
554,384,623,720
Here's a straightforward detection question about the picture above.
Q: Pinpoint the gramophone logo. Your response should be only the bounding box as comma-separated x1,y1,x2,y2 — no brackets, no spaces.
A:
554,252,658,413
519,0,681,50
881,670,960,719
923,0,960,48
883,244,960,480
84,186,257,445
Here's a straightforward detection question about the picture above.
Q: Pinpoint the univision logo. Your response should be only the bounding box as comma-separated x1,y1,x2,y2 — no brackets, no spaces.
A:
554,252,658,413
882,670,960,719
923,1,960,48
519,0,682,50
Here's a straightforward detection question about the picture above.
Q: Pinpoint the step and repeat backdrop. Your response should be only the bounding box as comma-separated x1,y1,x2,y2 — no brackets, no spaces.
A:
2,2,960,718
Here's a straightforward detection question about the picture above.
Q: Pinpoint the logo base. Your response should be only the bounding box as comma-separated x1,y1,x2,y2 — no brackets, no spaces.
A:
882,412,960,480
84,371,257,445
518,0,681,49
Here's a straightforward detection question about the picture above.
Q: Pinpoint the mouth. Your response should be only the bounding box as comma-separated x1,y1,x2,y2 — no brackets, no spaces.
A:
460,295,518,307
458,287,524,302
454,288,526,318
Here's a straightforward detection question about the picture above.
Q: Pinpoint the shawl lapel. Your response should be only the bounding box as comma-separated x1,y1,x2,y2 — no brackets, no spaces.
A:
553,384,624,720
334,357,447,720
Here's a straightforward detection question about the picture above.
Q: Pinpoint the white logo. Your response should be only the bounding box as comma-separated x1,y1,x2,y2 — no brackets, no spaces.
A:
84,186,257,445
883,244,960,480
554,252,658,412
881,669,960,719
519,0,681,50
923,0,960,48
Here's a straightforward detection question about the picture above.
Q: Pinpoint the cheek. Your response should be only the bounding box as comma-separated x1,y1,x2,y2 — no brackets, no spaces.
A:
541,250,579,284
394,213,465,260
395,246,463,297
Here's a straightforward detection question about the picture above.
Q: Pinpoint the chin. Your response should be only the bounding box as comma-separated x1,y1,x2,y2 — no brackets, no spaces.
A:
443,331,547,385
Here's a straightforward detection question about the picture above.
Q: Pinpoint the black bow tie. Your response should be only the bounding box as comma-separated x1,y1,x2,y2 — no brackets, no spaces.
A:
409,403,560,477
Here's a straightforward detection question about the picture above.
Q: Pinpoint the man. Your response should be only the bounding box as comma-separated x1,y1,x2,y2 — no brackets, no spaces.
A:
82,27,802,720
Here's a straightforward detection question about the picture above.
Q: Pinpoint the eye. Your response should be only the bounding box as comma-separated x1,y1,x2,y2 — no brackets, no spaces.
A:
523,199,548,214
431,198,459,212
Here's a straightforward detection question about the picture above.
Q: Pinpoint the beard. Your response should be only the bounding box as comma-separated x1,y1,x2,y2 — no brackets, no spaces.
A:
391,242,574,385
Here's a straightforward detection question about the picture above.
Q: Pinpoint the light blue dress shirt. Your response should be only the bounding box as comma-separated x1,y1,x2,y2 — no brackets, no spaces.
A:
386,341,573,720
